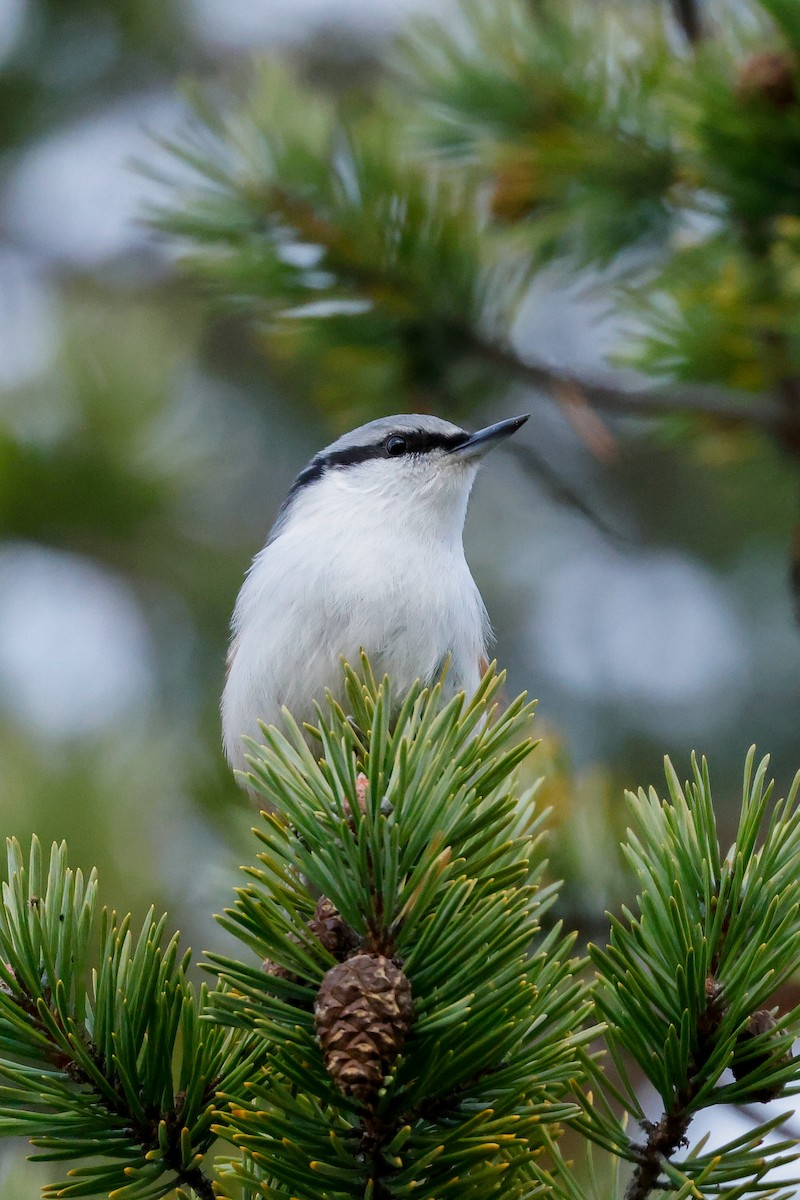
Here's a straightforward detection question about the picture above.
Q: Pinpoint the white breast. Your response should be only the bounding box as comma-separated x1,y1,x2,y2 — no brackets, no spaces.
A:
221,463,490,774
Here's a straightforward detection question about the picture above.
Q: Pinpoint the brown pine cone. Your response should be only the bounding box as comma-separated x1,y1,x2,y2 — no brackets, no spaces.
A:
315,953,413,1103
309,896,360,960
736,50,797,108
731,1009,793,1102
263,899,360,980
490,160,539,222
261,919,303,982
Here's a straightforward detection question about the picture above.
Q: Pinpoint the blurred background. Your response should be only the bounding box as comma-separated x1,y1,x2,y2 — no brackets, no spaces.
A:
2,0,800,1186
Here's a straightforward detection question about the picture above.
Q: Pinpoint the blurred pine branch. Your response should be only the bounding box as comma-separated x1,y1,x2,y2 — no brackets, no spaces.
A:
152,0,800,447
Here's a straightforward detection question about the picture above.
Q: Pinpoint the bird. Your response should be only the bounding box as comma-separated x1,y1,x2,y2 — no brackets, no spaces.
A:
222,412,529,776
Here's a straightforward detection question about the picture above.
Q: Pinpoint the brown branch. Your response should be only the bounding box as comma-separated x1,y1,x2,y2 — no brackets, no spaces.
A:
553,378,620,463
255,184,800,458
791,519,800,626
173,1164,216,1200
467,334,787,430
739,225,800,623
260,186,799,441
625,1108,693,1200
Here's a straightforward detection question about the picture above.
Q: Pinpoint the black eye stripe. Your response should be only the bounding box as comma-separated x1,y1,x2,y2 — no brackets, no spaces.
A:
317,428,468,471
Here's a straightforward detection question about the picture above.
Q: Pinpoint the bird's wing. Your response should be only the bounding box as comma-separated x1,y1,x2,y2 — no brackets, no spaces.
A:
225,635,239,682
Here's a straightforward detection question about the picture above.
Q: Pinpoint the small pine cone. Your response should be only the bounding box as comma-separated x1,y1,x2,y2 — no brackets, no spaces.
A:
490,161,539,222
262,929,303,983
261,957,298,982
731,1009,793,1102
736,50,797,108
705,975,721,1003
315,953,413,1103
309,896,360,961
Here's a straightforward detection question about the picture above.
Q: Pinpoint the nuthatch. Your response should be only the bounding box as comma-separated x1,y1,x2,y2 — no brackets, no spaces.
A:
222,412,528,775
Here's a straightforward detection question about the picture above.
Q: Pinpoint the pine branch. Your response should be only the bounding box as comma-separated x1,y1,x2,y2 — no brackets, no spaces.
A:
156,89,797,445
587,749,800,1200
624,981,725,1200
7,681,800,1196
466,332,786,431
0,838,258,1200
208,659,595,1200
153,47,800,453
7,993,218,1200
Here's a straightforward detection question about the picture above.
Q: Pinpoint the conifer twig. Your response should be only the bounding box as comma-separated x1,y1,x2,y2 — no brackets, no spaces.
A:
209,662,593,1198
7,957,218,1200
589,751,800,1200
466,333,786,431
80,1048,218,1198
624,980,725,1200
0,839,254,1200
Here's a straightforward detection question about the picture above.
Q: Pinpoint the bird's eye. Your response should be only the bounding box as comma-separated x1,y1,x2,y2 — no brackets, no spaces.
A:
385,435,407,457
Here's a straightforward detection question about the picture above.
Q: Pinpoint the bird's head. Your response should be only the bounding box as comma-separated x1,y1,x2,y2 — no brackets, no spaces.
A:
270,413,529,543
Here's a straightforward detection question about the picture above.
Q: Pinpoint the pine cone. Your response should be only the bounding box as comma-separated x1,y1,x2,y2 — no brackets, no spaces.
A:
262,930,303,984
490,161,539,222
309,896,360,960
315,953,413,1102
263,899,359,980
731,1009,793,1102
736,50,797,108
261,956,299,982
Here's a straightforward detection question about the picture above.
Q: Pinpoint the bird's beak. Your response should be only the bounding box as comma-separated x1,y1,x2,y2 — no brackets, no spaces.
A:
449,414,529,461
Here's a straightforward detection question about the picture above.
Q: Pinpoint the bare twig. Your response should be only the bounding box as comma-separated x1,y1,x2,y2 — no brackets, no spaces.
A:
792,519,800,626
553,377,620,463
503,439,633,544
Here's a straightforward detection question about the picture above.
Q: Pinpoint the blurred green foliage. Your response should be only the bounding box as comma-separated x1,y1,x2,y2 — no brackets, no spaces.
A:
158,0,800,416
